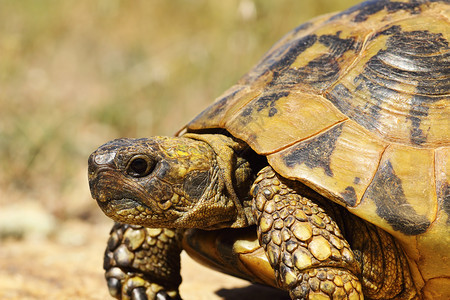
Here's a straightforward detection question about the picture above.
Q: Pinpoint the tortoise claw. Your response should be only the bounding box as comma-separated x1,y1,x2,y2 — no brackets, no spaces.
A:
131,287,148,300
106,276,122,298
156,290,182,300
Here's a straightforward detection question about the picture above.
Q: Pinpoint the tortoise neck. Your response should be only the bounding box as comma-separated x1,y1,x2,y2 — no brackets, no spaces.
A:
183,133,260,228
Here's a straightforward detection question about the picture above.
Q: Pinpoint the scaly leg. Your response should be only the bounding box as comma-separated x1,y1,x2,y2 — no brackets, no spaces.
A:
104,222,183,300
252,166,363,300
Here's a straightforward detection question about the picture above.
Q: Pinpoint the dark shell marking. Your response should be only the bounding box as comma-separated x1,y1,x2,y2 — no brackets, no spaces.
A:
331,0,425,23
441,183,450,224
340,186,358,207
240,91,290,122
283,123,344,178
268,32,360,91
261,35,318,86
364,160,430,235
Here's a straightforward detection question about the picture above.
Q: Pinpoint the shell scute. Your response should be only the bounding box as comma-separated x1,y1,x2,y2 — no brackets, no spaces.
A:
225,92,347,154
183,228,277,287
266,22,366,94
356,145,436,236
280,123,344,178
325,16,450,147
181,0,450,294
268,121,386,209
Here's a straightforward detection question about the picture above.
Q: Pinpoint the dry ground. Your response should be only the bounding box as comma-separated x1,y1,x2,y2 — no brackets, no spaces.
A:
0,220,288,300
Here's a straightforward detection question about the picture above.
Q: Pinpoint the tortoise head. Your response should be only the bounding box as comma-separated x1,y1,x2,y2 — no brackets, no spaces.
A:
88,135,252,229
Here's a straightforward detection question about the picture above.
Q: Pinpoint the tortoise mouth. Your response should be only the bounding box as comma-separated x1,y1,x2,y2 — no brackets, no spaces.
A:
97,198,157,224
103,198,143,212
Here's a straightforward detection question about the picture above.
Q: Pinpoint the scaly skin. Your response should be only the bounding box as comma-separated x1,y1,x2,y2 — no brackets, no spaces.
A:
104,223,183,300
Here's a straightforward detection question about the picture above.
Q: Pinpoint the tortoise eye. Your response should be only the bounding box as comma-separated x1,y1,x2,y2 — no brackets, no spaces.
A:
127,156,155,177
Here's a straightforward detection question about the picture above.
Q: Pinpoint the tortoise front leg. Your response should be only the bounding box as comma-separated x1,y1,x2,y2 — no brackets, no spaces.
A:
252,167,363,300
104,222,183,300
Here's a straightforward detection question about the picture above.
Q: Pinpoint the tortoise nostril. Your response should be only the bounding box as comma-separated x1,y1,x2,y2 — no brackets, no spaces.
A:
93,152,116,165
88,152,117,177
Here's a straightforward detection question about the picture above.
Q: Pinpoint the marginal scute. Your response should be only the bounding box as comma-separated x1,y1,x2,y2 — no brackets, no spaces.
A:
435,147,450,219
358,145,436,236
411,147,450,283
268,121,385,208
188,85,261,131
279,123,345,177
226,92,347,154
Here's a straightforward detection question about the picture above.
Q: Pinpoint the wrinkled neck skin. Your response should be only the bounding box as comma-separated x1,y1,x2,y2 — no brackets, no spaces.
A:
184,133,258,228
89,133,258,230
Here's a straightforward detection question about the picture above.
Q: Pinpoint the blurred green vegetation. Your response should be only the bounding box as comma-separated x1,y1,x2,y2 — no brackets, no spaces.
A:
0,0,360,224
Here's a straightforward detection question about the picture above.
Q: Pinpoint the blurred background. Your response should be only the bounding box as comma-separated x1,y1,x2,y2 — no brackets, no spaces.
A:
0,0,359,299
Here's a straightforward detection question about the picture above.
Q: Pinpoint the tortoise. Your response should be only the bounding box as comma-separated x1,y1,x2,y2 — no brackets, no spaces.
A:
88,0,450,299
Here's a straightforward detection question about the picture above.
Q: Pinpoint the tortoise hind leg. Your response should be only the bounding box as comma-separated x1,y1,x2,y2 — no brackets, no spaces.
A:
104,222,183,300
252,167,363,300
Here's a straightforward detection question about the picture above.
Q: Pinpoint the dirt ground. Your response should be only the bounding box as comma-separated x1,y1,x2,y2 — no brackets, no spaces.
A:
0,220,288,300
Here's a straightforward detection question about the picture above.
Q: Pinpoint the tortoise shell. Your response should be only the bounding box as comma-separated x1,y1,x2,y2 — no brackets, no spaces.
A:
182,0,449,292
